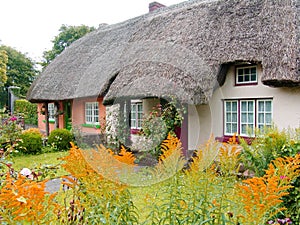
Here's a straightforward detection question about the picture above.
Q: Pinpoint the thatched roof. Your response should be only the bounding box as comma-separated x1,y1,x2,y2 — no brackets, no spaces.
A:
27,0,300,105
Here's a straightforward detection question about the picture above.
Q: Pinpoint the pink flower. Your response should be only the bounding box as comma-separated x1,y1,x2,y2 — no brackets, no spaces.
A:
20,168,34,179
9,116,17,121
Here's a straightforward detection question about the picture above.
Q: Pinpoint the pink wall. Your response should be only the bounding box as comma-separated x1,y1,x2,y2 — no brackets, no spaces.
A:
37,102,64,134
71,97,106,134
37,98,105,135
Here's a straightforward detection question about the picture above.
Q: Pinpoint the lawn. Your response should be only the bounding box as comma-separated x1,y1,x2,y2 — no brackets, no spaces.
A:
12,151,69,177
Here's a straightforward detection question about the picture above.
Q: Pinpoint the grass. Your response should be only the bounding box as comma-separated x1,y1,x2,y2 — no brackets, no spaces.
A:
12,151,69,177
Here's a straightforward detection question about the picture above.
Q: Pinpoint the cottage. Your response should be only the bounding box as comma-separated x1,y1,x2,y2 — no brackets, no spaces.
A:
27,0,300,153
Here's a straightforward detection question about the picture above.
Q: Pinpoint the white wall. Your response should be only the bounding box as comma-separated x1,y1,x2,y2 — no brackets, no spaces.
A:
188,64,300,149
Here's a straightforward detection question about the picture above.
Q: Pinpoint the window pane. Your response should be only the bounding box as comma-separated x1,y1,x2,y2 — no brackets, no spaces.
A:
232,102,237,111
226,113,231,122
241,124,247,134
232,123,238,133
266,113,272,123
244,75,250,82
248,113,253,123
265,101,272,112
241,113,247,122
238,69,243,75
226,124,231,134
248,101,254,111
241,102,247,111
226,102,231,111
232,113,237,122
258,113,264,123
238,76,243,82
258,101,264,111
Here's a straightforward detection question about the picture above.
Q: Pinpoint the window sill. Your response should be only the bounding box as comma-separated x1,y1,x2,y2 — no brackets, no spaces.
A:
130,129,141,135
216,135,254,144
81,123,101,129
42,119,55,124
235,82,258,86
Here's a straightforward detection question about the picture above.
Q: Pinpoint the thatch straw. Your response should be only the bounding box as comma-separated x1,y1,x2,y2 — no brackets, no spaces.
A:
27,0,300,104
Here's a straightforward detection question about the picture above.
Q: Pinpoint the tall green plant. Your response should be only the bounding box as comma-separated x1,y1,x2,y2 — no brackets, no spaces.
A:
14,99,38,125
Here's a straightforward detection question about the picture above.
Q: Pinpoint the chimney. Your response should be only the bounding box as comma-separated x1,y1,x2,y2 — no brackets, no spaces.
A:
149,2,166,12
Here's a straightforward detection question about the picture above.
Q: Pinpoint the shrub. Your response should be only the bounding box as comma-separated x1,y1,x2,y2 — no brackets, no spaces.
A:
22,128,43,137
14,99,38,125
240,127,300,224
48,129,73,151
19,132,43,154
0,116,22,154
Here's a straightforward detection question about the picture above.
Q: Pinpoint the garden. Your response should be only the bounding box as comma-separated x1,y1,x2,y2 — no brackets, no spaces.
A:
0,110,300,224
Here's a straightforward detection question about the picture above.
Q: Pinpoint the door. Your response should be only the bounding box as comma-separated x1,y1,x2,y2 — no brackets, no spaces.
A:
64,101,72,130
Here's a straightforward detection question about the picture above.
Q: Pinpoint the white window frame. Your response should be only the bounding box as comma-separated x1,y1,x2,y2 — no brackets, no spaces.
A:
48,103,55,121
257,99,273,130
85,102,99,125
224,100,238,135
224,99,273,137
240,100,255,136
236,65,258,85
130,101,143,129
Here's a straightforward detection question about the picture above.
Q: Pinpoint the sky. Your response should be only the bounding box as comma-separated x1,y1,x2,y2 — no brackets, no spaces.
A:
0,0,184,62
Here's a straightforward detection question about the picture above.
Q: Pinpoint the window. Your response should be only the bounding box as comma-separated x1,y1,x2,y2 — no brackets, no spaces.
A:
131,102,143,129
224,101,238,135
224,99,272,136
236,66,257,85
48,103,55,120
257,100,272,130
85,102,99,125
240,100,255,136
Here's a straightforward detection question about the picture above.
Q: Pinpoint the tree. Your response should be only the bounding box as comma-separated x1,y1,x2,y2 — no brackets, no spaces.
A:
0,49,8,87
0,45,38,108
41,24,95,68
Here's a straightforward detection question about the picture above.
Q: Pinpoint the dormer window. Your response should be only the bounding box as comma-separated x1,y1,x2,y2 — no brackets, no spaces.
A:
236,65,257,85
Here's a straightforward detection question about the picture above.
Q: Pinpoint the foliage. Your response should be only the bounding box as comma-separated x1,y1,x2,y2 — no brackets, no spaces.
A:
0,116,22,155
48,128,74,151
0,173,58,223
240,127,300,224
0,49,8,87
14,99,38,125
112,145,136,165
240,127,296,176
22,127,43,137
0,45,38,107
237,154,300,224
1,132,300,224
139,100,186,158
19,131,43,154
12,151,68,178
41,24,95,68
59,143,139,224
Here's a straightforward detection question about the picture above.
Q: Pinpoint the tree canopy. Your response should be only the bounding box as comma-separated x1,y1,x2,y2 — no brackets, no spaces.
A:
41,24,95,68
0,45,38,107
0,49,8,87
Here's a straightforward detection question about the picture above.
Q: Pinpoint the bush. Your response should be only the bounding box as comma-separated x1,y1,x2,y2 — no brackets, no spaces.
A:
22,128,43,137
0,116,22,153
48,129,73,151
240,127,300,224
19,132,43,154
14,99,38,125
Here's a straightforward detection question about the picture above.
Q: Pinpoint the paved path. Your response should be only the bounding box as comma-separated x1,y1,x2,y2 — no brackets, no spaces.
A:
45,178,62,193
